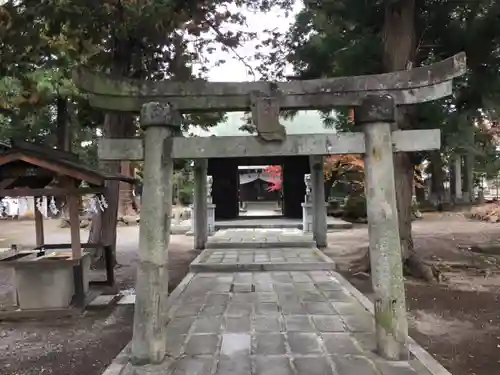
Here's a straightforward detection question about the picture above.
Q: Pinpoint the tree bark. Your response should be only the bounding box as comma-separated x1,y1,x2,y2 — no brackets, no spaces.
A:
87,33,136,265
449,162,456,200
415,186,426,204
429,150,445,208
118,160,137,217
464,152,475,203
56,96,72,151
56,97,72,226
382,0,436,282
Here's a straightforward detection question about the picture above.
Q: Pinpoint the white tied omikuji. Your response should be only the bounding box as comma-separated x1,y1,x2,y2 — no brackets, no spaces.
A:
89,196,99,213
49,196,59,215
304,174,312,197
96,194,108,212
88,195,108,213
207,175,213,203
35,197,45,217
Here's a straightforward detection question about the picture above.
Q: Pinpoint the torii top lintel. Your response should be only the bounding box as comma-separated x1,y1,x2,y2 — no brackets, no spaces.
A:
73,52,466,113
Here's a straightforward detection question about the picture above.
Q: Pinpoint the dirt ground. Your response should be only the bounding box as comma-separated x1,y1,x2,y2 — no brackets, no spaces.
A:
327,212,500,375
0,213,499,375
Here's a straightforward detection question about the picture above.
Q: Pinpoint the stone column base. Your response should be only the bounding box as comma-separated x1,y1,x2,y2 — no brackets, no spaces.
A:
302,202,313,233
188,203,217,237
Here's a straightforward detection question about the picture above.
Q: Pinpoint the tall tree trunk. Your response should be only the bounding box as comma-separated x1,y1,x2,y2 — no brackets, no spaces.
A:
383,0,436,282
56,97,71,151
429,150,445,208
118,161,137,217
56,97,72,227
87,114,134,263
87,34,136,265
463,151,475,203
449,161,456,200
415,185,426,204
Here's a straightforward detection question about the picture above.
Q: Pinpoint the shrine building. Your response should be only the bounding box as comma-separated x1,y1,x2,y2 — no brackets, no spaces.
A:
189,111,336,220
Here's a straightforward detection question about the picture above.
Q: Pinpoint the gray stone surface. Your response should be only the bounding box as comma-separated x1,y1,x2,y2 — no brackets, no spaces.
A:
287,332,322,354
169,357,213,375
332,354,380,374
215,217,353,230
216,357,251,375
323,333,363,355
184,334,219,355
112,270,434,375
254,333,286,354
220,333,251,356
206,229,316,249
255,356,294,375
88,294,118,308
191,247,335,272
14,264,75,309
294,356,334,375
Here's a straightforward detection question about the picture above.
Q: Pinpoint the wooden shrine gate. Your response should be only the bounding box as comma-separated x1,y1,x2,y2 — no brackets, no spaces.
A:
73,52,466,366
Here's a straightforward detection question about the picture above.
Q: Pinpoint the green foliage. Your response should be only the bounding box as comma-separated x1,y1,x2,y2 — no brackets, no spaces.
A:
178,185,194,206
1,0,296,156
343,194,367,219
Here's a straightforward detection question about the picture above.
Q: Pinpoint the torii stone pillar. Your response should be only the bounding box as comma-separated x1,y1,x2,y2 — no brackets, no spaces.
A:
131,103,178,365
356,95,408,360
193,159,208,250
309,155,328,248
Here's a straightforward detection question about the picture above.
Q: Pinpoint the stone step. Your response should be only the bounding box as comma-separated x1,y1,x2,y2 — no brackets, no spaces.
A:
190,247,335,273
206,241,315,249
215,217,353,230
206,228,316,249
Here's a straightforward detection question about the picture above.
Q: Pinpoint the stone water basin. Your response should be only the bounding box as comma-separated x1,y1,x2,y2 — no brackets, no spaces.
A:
0,249,90,310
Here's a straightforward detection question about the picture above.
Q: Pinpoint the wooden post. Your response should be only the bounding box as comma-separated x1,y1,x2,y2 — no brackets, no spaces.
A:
67,194,82,259
131,102,178,365
193,159,208,250
34,197,44,247
309,155,327,248
356,94,408,360
101,184,119,258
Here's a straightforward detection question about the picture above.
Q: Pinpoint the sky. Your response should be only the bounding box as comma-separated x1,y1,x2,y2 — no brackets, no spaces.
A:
201,2,303,82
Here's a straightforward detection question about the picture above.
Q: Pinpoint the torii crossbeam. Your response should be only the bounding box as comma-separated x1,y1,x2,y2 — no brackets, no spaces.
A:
74,52,465,112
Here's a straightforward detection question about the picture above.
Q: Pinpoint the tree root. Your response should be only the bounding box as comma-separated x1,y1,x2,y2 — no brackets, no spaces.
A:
404,253,440,283
346,247,440,283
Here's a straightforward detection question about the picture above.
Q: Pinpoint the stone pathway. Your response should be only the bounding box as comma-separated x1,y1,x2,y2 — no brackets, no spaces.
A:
104,229,449,375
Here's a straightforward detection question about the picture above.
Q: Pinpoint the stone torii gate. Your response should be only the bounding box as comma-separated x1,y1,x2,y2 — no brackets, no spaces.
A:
73,52,466,366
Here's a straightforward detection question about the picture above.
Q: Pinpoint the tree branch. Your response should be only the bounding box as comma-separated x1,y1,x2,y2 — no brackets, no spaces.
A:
204,16,256,81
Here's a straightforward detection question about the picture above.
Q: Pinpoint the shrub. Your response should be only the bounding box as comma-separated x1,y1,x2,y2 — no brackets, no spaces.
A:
343,194,367,219
178,185,194,205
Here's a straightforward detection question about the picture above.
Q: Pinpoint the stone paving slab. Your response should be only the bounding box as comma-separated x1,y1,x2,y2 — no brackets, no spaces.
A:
111,270,443,375
207,229,315,249
190,248,335,272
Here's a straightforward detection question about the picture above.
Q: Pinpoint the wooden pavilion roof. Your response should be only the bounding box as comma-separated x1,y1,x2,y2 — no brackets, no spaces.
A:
0,140,134,191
